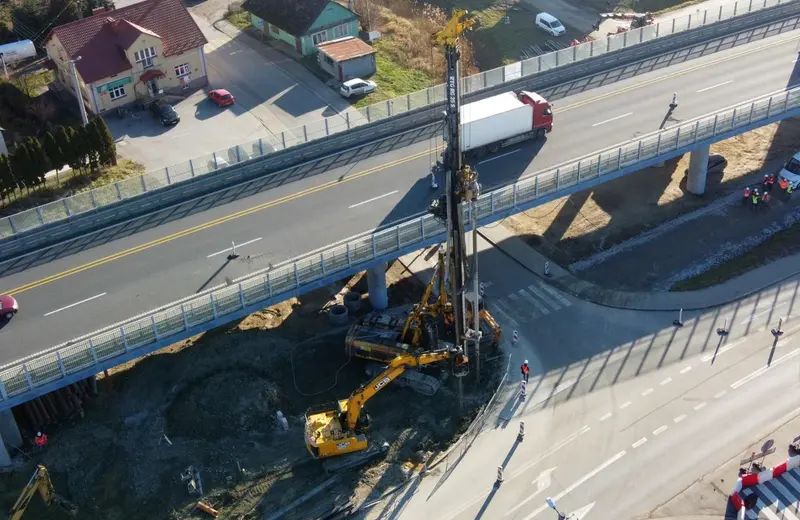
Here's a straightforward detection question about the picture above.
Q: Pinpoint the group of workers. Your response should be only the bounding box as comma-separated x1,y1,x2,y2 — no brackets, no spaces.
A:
743,174,793,211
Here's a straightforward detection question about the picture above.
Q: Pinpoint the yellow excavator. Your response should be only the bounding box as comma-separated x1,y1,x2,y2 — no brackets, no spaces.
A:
304,344,468,470
7,465,78,520
345,247,501,364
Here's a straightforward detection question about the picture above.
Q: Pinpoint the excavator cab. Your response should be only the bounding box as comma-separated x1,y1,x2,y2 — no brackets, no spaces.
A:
451,347,470,378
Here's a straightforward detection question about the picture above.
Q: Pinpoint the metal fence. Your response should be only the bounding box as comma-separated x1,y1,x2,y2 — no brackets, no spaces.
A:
0,0,787,241
0,85,797,407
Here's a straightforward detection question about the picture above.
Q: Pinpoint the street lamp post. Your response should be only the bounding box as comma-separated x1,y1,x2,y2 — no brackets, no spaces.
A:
68,56,89,126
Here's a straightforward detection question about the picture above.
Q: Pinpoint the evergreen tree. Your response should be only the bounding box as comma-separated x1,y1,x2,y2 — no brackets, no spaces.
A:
0,154,14,202
91,118,116,165
78,124,98,171
11,144,32,194
63,126,85,172
24,137,48,189
43,129,65,173
55,125,75,173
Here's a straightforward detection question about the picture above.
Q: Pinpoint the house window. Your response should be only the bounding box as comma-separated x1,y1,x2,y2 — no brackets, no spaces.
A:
134,46,157,68
332,24,348,38
175,63,190,77
323,55,333,66
311,31,327,45
108,85,126,100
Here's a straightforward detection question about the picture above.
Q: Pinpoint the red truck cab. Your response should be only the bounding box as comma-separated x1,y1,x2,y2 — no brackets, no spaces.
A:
518,90,553,133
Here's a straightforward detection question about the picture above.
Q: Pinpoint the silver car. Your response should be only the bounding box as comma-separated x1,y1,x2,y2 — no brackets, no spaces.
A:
340,78,377,98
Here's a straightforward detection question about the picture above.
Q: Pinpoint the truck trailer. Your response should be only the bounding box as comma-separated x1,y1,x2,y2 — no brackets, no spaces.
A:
458,91,553,157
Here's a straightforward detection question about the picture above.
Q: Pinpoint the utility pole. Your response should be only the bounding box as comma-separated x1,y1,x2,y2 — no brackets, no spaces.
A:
0,53,7,79
69,56,89,126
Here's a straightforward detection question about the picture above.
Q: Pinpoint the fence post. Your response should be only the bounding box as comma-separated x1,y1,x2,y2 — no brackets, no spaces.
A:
56,351,66,377
556,168,561,189
89,338,98,362
712,114,719,134
35,207,44,225
367,105,371,123
573,44,577,61
7,216,17,234
259,138,264,156
294,262,300,287
590,40,594,57
639,27,643,43
555,49,559,67
151,315,160,341
616,148,622,170
537,55,542,72
181,303,189,329
324,118,329,136
346,112,351,129
63,199,71,216
749,0,753,11
321,252,327,275
596,153,602,176
141,174,147,192
703,10,707,24
636,140,643,160
406,94,411,111
674,126,681,148
656,134,662,155
22,365,33,391
623,31,628,47
513,184,518,207
190,159,195,178
501,66,506,83
688,14,692,29
236,146,241,163
372,234,377,258
165,166,171,185
534,176,539,197
303,125,308,142
719,5,723,19
734,1,738,15
671,18,676,33
281,132,287,149
239,283,246,307
490,190,496,213
693,121,700,143
212,152,218,170
210,293,218,320
766,97,773,117
427,88,431,105
0,380,7,401
346,242,353,267
655,22,660,37
89,189,97,208
121,327,129,352
387,100,392,117
748,102,755,124
785,90,791,113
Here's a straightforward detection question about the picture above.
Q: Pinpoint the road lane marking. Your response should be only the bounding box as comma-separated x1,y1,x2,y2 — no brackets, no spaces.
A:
696,80,732,93
348,190,399,209
560,35,800,112
680,366,692,374
641,388,653,396
632,437,648,448
478,150,520,164
694,402,707,411
714,390,727,399
44,293,107,317
731,348,800,389
620,401,632,409
599,412,612,421
660,377,673,386
206,237,262,258
674,414,687,423
6,36,797,298
591,112,633,127
516,450,627,520
653,425,668,436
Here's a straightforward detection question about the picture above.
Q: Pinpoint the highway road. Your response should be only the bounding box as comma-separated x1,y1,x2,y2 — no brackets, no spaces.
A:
0,30,798,363
364,234,800,520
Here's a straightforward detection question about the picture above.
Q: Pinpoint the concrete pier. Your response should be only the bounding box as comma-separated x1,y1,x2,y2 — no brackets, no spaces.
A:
687,144,711,195
366,262,388,310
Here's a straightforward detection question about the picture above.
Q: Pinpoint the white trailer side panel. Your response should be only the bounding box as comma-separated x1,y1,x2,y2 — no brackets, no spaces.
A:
460,93,533,152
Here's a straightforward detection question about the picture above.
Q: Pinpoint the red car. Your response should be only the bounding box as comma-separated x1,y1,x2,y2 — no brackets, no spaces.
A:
0,294,18,320
208,89,235,107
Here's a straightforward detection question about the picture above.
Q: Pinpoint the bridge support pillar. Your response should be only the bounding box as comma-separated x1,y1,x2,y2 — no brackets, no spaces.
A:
367,262,389,311
0,410,20,466
687,144,710,195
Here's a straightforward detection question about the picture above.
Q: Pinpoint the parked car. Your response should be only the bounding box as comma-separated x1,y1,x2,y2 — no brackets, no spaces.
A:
779,151,800,189
536,12,566,36
0,294,18,320
150,99,180,126
683,154,728,175
208,88,235,107
340,78,377,98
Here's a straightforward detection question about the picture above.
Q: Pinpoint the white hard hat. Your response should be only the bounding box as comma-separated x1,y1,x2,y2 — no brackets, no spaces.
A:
524,360,529,364
36,432,41,437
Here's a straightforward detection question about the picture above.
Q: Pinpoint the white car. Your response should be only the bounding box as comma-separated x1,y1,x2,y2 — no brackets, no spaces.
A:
778,151,800,188
536,12,566,36
340,78,377,98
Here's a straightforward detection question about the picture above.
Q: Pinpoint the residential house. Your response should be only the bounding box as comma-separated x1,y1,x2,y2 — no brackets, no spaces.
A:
242,0,358,57
316,37,375,81
44,0,208,115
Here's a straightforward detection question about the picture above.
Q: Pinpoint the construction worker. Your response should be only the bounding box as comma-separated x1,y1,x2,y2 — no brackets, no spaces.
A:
743,186,751,204
763,175,770,192
762,191,771,206
520,360,530,383
788,182,794,197
670,92,678,108
752,189,759,211
767,174,775,192
33,431,47,447
780,177,790,192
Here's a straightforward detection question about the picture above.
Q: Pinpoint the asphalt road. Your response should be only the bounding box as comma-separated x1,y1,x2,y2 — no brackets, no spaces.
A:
364,235,800,520
0,31,798,363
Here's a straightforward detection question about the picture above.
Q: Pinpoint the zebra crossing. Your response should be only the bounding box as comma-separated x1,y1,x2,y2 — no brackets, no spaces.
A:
740,468,800,519
488,280,573,327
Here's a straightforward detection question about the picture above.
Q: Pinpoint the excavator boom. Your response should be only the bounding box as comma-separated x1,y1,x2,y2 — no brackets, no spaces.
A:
7,465,77,520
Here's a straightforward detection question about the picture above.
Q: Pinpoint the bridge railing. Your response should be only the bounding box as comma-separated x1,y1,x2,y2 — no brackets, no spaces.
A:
0,0,787,241
1,85,798,407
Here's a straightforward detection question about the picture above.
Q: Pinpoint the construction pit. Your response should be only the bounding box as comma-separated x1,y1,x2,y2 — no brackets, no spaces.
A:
0,259,504,520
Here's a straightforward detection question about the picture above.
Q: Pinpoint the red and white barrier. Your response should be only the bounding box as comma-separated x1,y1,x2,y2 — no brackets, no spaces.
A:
729,455,800,518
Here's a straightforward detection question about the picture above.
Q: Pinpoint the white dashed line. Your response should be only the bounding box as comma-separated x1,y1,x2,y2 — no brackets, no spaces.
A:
660,377,673,386
348,190,399,209
641,388,653,396
653,425,668,436
592,112,633,127
680,366,692,374
696,80,732,93
714,390,727,399
674,414,687,424
599,412,612,421
694,402,707,411
620,401,632,409
632,437,648,448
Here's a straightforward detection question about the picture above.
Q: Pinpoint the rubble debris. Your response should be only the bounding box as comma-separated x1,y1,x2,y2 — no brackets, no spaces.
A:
181,466,203,496
195,501,219,518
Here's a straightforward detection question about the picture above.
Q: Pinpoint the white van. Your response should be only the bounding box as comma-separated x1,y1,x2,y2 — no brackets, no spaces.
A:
536,12,566,36
778,151,800,189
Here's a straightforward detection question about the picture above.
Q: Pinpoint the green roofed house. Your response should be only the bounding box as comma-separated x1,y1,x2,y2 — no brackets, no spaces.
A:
242,0,359,57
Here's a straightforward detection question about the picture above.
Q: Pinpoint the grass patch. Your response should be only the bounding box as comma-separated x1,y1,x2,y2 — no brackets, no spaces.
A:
13,69,54,97
471,7,540,67
0,159,145,216
671,220,800,291
225,5,251,31
580,0,709,14
353,51,432,107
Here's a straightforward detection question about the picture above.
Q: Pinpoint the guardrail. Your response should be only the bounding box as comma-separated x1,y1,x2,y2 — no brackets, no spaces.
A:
0,85,797,410
0,0,792,242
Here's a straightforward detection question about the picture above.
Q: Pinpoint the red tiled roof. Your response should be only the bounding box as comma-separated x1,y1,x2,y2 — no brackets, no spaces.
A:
45,0,207,84
317,37,375,62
